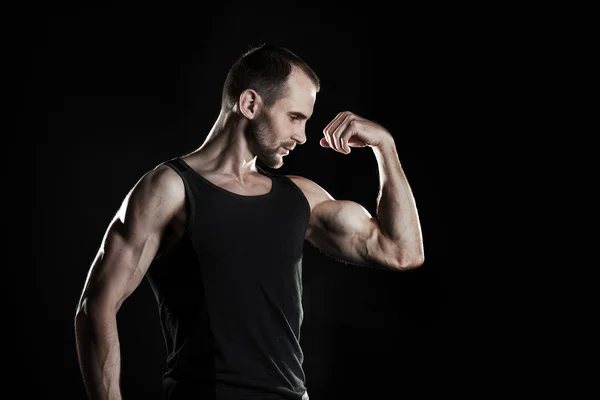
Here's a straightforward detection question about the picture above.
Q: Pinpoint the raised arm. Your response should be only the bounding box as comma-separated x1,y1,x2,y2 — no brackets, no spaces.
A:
291,176,412,272
292,111,424,272
74,164,185,400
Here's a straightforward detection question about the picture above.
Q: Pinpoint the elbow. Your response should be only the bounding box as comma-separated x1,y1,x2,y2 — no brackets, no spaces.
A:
74,297,95,327
74,296,117,337
75,296,89,320
74,293,116,322
74,299,92,337
395,252,425,271
379,236,425,271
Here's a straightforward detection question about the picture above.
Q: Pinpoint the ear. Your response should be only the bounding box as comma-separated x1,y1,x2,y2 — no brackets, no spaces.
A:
239,89,263,120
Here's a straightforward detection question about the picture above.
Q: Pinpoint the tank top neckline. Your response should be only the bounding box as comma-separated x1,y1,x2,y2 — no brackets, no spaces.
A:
176,157,277,200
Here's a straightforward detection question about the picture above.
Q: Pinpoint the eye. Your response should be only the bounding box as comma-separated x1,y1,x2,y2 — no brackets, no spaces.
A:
290,115,300,122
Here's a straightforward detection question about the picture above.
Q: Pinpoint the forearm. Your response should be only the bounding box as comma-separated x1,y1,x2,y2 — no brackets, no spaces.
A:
372,137,424,267
75,305,122,400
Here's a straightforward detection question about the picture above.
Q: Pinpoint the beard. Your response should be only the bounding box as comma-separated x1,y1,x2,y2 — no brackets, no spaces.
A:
246,110,283,169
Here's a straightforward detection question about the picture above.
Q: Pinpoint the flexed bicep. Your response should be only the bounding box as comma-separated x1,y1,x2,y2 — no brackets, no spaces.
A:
290,175,402,272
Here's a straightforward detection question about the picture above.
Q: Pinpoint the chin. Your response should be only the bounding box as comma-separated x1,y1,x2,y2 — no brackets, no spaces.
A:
257,152,283,169
265,159,284,169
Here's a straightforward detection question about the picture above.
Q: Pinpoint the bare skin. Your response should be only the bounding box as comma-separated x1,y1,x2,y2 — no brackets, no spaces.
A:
74,66,423,400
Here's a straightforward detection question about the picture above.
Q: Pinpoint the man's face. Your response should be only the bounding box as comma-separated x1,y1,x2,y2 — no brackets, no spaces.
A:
246,68,317,169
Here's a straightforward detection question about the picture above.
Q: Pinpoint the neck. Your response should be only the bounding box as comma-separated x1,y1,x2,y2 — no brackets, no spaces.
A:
185,108,260,182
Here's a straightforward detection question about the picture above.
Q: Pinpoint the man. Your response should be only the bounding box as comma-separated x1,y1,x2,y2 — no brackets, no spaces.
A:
74,44,424,400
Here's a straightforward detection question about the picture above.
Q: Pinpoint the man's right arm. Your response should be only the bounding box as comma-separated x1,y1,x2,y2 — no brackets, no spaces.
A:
74,164,185,400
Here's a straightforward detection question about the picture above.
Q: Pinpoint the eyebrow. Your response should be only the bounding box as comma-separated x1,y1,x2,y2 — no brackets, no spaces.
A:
289,111,310,120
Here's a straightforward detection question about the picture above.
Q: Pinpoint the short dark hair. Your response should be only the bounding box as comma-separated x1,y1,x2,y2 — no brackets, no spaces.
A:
221,44,320,111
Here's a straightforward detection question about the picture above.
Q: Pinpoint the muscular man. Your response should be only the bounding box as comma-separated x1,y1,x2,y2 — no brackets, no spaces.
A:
74,44,424,400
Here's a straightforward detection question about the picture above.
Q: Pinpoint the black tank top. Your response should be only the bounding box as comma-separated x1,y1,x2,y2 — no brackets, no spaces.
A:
145,156,311,400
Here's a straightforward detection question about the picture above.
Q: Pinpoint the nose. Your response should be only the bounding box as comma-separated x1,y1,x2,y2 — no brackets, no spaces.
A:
291,129,307,145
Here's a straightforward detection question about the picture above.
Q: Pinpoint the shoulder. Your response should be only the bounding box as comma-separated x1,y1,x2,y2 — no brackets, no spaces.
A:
285,175,335,212
124,162,186,215
142,162,186,198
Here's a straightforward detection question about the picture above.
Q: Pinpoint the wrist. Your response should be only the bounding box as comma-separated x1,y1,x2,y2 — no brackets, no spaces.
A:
372,135,396,154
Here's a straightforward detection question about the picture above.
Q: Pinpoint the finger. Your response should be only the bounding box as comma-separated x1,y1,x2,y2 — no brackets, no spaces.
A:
323,111,344,134
323,114,342,149
331,114,351,152
325,111,349,139
339,130,352,154
332,114,355,153
323,112,347,150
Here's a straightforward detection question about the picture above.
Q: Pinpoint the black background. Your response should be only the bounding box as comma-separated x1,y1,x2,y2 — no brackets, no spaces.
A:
23,1,476,398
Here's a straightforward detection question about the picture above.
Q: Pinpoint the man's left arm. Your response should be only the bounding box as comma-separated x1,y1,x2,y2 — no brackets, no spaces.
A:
304,111,424,271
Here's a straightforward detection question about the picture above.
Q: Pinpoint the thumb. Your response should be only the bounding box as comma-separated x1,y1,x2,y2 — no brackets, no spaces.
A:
319,137,330,147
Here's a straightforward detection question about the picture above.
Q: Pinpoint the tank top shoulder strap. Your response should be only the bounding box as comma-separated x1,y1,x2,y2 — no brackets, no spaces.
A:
160,156,196,236
162,156,190,174
278,174,311,219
